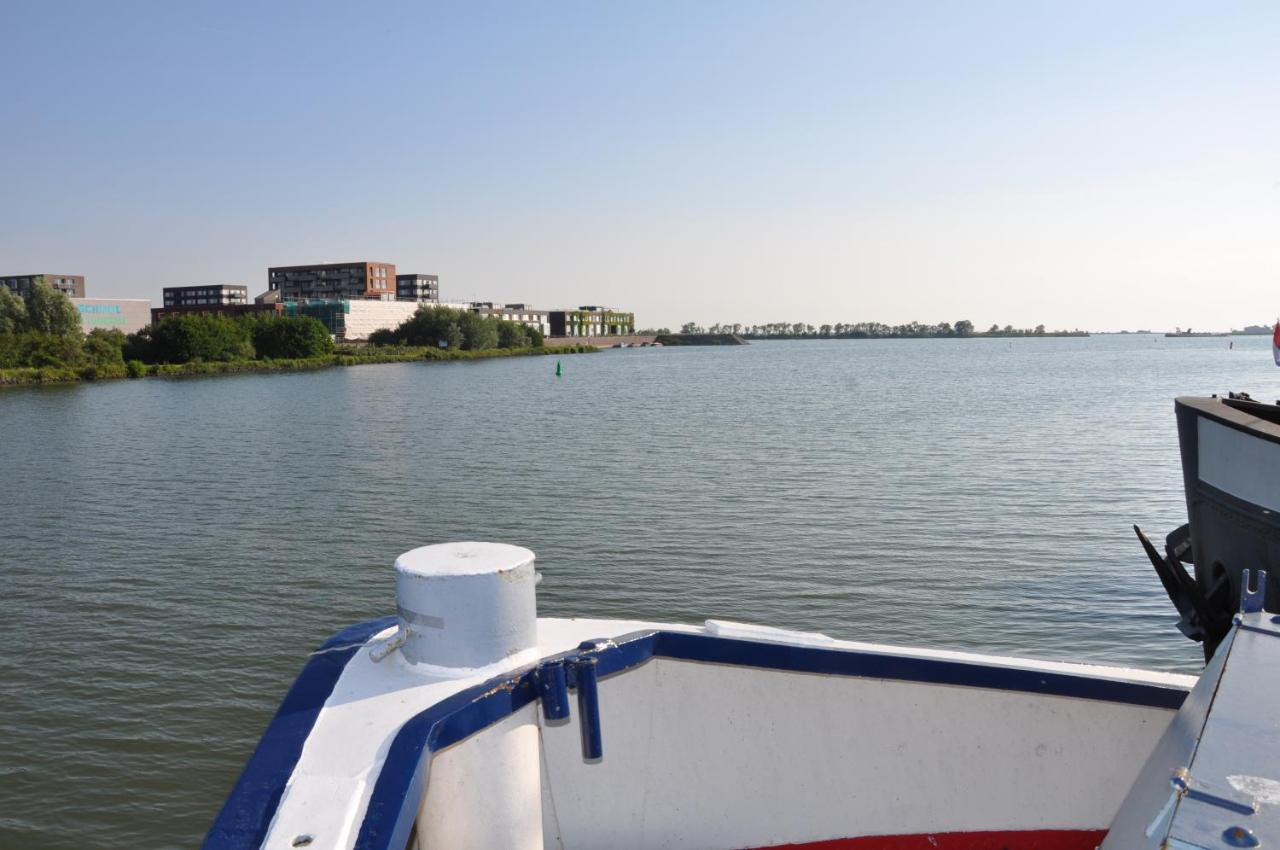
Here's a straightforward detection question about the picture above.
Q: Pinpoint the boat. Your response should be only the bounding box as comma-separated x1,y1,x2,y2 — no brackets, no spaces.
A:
205,394,1280,850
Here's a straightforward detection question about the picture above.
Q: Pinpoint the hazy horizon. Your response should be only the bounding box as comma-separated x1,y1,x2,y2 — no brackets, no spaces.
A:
4,1,1278,332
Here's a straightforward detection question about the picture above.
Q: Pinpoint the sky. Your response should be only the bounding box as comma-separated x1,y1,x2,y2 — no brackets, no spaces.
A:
3,1,1279,332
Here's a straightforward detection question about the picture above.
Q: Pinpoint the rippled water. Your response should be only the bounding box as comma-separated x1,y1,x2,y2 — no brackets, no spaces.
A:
4,334,1279,848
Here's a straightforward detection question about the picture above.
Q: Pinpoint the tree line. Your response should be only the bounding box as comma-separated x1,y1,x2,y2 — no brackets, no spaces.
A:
368,305,543,350
0,284,547,381
0,283,142,378
677,320,1085,338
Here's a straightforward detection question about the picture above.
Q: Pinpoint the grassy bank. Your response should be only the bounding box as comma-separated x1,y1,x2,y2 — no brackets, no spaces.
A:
0,344,597,387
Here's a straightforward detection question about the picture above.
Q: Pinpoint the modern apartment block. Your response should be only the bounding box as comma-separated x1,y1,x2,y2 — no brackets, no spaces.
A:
267,262,397,302
2,273,86,298
162,285,249,308
395,273,439,303
548,306,636,338
470,302,550,335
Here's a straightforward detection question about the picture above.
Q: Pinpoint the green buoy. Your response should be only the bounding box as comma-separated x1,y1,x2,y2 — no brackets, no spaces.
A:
555,359,562,377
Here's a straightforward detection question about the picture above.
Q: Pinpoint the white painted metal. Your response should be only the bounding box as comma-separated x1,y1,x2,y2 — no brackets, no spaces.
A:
259,613,1194,850
538,657,1180,849
393,542,537,669
1198,418,1280,511
419,707,544,850
258,617,670,850
704,618,834,646
251,543,1204,850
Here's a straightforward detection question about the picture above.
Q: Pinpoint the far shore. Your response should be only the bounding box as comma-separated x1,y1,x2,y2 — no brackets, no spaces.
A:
0,343,597,388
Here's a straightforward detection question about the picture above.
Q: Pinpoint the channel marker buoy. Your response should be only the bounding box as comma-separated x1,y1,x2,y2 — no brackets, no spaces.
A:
556,359,562,377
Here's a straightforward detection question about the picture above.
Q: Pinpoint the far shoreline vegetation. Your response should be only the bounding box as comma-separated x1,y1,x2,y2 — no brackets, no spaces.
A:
0,283,593,388
665,320,1088,339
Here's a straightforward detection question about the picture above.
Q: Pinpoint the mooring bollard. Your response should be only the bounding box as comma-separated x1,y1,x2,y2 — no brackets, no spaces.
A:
393,541,538,669
396,542,544,850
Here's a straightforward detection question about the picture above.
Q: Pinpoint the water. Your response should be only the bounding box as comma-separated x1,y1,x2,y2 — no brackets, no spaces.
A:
3,333,1278,849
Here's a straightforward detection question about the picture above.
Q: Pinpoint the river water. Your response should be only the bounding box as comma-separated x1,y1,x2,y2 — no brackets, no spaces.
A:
3,334,1279,848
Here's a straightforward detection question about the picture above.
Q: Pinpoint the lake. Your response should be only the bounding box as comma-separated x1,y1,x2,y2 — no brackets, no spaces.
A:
3,333,1278,848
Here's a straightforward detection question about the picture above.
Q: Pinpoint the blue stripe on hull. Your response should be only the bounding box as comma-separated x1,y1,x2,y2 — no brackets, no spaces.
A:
203,616,397,850
204,622,1189,850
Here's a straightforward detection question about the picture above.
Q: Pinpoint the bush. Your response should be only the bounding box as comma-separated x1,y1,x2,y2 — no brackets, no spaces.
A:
123,326,154,363
20,332,84,368
83,328,126,366
366,328,398,347
126,359,147,379
251,316,335,360
381,305,541,351
147,313,254,364
496,322,530,349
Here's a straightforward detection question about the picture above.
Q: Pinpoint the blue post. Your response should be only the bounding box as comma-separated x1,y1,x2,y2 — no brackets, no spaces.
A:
572,656,603,761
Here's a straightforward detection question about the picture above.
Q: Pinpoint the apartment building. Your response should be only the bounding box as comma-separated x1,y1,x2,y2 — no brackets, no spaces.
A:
162,285,249,308
470,302,549,335
2,273,86,298
395,274,440,303
267,262,397,302
548,307,635,338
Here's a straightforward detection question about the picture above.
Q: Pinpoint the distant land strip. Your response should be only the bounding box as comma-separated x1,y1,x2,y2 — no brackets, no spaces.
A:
653,321,1088,339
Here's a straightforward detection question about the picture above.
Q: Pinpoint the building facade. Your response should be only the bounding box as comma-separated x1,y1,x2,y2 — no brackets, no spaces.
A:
163,285,248,308
470,303,550,335
70,298,151,335
284,299,421,342
395,274,439,303
3,273,86,298
548,307,635,338
268,262,397,302
151,303,284,325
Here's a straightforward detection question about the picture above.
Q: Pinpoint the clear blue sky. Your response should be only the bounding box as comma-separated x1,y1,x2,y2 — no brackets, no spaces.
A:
4,1,1278,331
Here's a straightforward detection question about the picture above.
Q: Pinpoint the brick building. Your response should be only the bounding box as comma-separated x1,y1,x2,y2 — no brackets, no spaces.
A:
267,262,397,302
2,273,86,298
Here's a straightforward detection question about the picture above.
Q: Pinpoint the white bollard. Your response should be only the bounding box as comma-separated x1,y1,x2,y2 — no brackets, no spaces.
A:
393,541,538,669
396,542,544,850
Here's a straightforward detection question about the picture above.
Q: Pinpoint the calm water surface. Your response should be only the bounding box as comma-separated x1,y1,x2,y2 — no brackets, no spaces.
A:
4,334,1280,848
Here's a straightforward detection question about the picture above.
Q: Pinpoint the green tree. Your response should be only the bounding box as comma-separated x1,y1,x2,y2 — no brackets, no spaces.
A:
954,320,974,337
457,311,499,350
20,332,84,367
0,287,28,334
149,314,254,363
441,322,464,350
251,316,335,359
496,321,530,349
123,326,155,363
397,305,468,347
24,281,81,336
83,328,126,365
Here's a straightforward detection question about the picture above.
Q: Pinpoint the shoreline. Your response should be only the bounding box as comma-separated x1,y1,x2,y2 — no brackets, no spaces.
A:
740,331,1090,340
0,344,597,388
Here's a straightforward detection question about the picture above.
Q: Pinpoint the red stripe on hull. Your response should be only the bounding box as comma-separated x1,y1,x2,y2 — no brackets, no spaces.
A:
753,829,1106,850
